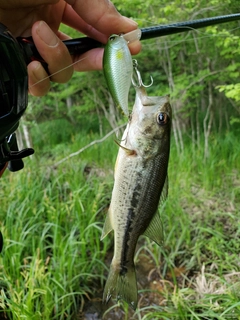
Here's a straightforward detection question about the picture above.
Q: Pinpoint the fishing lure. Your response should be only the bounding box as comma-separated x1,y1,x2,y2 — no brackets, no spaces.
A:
103,34,133,116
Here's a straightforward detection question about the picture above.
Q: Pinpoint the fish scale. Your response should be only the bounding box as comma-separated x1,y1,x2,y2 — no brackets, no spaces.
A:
101,85,172,309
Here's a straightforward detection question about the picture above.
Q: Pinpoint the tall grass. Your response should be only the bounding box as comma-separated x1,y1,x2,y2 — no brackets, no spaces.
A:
0,128,239,319
0,132,115,319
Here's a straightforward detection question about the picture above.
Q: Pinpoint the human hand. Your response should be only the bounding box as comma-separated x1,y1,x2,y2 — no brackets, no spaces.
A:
0,0,141,96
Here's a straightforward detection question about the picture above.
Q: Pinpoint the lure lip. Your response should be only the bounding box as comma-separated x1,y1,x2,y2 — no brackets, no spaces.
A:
122,29,142,44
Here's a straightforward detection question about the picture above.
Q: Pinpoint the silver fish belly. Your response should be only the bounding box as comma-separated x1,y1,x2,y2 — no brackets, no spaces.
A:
101,85,172,309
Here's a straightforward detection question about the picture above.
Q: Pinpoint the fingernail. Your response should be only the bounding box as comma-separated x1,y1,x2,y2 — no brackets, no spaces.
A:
30,61,47,82
36,21,58,47
32,61,43,75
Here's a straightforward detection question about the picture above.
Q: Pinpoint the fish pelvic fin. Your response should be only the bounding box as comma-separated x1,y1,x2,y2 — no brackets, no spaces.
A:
101,210,113,240
103,262,138,310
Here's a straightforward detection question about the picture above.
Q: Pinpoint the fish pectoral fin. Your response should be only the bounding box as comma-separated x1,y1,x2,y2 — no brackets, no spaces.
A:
101,211,113,240
143,211,164,246
114,140,136,156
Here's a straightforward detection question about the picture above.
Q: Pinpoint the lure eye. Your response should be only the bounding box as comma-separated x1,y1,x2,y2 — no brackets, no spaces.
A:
157,112,169,125
109,34,118,41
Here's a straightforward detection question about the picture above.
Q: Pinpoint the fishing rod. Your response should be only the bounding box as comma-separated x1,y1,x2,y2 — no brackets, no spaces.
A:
0,12,239,253
139,12,240,40
18,13,240,64
0,12,240,175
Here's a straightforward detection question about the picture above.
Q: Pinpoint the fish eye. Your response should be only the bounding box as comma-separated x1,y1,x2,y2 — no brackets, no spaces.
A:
157,112,169,125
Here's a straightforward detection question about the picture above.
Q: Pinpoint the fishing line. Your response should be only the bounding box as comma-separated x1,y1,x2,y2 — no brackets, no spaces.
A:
29,22,240,88
29,56,88,89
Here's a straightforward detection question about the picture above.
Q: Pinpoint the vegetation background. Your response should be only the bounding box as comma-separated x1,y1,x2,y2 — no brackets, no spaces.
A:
0,0,240,319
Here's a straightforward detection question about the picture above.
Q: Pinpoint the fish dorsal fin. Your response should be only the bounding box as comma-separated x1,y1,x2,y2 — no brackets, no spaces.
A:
143,211,164,246
143,175,169,246
114,140,136,156
101,209,113,240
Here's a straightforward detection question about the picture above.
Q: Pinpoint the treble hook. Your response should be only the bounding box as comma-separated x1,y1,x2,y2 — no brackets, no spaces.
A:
131,59,153,88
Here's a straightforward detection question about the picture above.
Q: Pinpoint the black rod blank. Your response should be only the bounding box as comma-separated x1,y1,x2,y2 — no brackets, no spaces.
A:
140,13,240,40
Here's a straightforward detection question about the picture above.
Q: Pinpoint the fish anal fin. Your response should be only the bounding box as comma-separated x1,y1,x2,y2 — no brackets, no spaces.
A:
101,210,113,240
114,140,136,156
143,211,164,246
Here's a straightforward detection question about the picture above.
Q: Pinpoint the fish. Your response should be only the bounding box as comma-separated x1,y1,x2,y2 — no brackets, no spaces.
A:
103,34,133,117
101,84,172,309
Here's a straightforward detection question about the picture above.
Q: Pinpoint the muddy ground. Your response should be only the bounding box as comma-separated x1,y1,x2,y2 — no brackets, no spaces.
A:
79,251,188,320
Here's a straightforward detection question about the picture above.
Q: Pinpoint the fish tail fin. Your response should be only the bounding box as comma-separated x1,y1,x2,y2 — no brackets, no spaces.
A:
103,262,138,310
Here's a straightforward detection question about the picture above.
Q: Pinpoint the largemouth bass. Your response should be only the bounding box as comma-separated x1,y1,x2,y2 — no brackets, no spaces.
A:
103,34,133,116
101,85,172,309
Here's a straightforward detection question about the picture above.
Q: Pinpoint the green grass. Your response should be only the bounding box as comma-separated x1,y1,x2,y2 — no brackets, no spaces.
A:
0,129,239,319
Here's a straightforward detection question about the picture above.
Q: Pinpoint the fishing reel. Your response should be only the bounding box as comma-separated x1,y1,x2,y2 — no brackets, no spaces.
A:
0,24,102,175
0,23,34,173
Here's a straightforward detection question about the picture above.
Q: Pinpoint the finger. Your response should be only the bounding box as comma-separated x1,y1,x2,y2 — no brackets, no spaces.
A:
64,1,140,41
128,41,142,56
62,5,108,43
57,31,71,41
28,61,51,96
72,48,104,71
31,20,73,83
0,1,61,9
